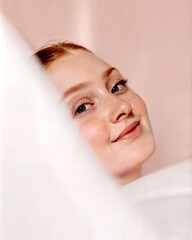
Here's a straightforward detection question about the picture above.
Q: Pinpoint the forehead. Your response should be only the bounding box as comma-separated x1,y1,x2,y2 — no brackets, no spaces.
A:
47,50,111,93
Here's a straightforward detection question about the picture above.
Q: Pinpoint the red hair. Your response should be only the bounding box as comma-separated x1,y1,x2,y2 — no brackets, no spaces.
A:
34,41,91,68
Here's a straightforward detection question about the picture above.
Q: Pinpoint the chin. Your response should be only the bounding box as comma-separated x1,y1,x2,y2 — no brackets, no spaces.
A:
110,138,156,184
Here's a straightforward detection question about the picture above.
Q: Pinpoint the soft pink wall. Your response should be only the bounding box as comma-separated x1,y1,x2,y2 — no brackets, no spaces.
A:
2,0,191,175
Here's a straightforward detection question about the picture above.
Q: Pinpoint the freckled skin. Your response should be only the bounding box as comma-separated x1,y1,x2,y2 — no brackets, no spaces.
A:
47,50,155,184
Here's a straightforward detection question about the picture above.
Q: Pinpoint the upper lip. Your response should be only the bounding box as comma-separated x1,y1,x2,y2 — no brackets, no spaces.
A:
112,120,140,142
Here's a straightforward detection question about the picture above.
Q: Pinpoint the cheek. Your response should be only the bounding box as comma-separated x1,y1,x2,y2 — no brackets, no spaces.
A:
128,91,148,115
78,117,108,147
134,96,148,114
131,93,154,132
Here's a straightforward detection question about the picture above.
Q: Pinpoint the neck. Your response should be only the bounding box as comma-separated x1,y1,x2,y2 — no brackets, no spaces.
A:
117,166,142,185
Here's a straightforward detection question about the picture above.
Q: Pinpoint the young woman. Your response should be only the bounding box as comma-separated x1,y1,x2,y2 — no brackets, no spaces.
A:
34,42,155,184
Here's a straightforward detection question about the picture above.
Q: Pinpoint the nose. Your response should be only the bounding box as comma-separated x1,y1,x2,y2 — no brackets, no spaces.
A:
107,95,132,123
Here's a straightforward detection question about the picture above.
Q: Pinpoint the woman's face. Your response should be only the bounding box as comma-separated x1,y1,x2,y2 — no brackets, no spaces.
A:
47,50,155,184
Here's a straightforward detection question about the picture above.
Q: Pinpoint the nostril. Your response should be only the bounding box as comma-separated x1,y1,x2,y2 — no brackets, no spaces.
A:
116,113,126,121
116,110,133,122
110,101,133,123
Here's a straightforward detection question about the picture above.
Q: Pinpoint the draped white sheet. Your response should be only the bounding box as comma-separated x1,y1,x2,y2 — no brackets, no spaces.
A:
1,14,192,240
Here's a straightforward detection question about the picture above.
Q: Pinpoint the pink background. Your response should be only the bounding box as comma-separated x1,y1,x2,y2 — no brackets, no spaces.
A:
2,0,191,175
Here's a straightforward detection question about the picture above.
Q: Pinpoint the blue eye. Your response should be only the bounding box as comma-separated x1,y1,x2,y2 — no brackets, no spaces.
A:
111,80,128,94
75,102,92,116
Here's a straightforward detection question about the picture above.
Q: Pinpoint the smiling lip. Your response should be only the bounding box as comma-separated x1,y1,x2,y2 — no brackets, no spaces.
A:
113,120,141,142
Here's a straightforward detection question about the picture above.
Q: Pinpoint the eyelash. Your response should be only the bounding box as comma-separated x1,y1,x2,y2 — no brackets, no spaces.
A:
73,100,94,117
73,79,128,117
111,79,128,94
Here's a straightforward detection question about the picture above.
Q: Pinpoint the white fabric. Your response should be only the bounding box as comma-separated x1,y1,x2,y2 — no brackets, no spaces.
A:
0,14,143,240
121,159,192,239
1,14,191,240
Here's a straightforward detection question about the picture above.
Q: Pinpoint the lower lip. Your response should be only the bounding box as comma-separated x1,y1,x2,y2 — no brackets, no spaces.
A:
116,123,142,142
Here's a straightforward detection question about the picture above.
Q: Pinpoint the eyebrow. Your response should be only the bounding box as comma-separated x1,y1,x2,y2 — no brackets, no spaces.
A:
102,67,117,79
62,82,90,99
62,67,117,99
